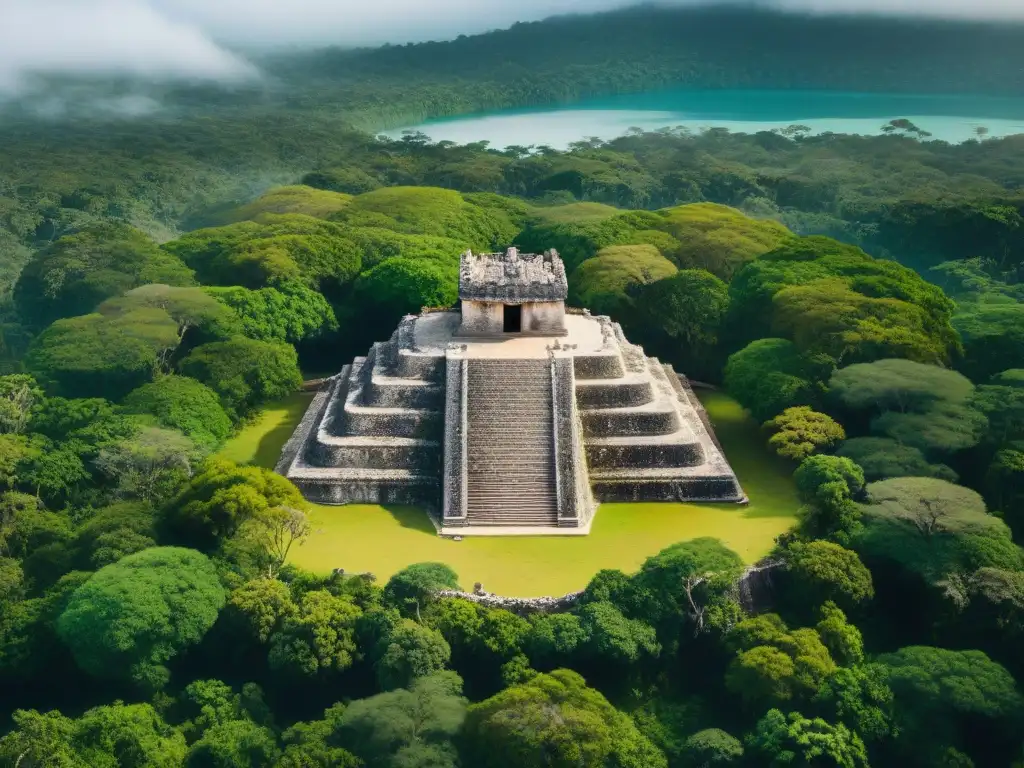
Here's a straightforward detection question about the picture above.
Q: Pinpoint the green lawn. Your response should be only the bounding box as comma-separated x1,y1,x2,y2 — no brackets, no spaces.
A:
219,389,798,596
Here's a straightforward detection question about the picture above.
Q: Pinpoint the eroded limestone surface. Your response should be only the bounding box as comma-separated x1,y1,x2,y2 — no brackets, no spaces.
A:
279,248,743,534
279,310,744,531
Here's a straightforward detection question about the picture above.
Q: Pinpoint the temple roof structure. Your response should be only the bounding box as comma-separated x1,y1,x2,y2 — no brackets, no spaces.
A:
459,247,568,303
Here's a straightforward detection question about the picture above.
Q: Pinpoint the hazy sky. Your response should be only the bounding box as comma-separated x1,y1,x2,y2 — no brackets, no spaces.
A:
3,0,1024,94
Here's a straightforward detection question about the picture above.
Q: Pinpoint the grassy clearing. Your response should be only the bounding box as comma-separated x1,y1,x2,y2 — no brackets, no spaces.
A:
218,389,798,596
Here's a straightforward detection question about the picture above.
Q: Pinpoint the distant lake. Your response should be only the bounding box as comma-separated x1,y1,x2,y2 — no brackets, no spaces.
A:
386,89,1024,147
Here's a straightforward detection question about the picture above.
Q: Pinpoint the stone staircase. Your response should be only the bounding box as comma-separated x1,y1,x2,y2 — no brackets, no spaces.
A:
465,359,559,526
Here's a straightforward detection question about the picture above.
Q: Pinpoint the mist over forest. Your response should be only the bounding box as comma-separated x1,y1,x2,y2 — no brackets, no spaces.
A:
2,4,1024,768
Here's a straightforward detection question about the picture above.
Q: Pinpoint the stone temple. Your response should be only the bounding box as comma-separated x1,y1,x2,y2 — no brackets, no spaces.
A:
278,247,743,533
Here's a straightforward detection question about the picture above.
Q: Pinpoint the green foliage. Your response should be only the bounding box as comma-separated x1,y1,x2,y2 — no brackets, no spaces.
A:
877,646,1024,761
94,425,198,503
631,269,729,375
463,668,667,768
773,278,951,366
224,184,354,222
836,437,957,483
655,202,792,280
73,502,157,569
225,577,297,644
121,375,232,453
29,396,116,441
793,455,865,542
98,284,241,346
352,257,459,319
375,618,451,690
725,614,836,709
383,562,461,618
815,602,865,667
784,541,874,612
794,455,865,510
972,372,1024,445
345,227,465,270
186,719,280,767
14,223,194,329
56,546,226,689
0,703,187,768
986,449,1024,536
871,402,988,456
631,538,744,644
268,589,362,679
831,359,987,456
336,186,524,249
855,477,1024,584
729,237,958,366
163,458,309,551
0,374,42,435
278,703,361,768
680,728,744,767
764,406,845,461
953,298,1024,381
576,600,659,667
746,709,869,768
516,208,678,273
205,283,338,344
338,671,467,768
25,309,179,399
524,612,588,670
724,338,828,422
568,244,676,318
178,337,302,420
165,214,362,291
814,665,897,743
830,359,974,413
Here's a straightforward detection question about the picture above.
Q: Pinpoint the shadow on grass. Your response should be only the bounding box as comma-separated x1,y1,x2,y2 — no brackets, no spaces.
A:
698,390,799,520
252,418,302,469
382,505,436,534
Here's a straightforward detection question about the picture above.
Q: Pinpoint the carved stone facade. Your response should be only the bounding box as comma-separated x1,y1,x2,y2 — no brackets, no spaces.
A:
278,248,744,534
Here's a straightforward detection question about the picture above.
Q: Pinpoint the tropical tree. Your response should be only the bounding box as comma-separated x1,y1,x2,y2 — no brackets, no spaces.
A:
746,709,869,768
205,283,338,344
569,244,676,318
268,590,362,679
25,309,179,399
854,477,1023,585
56,547,226,690
375,618,452,690
14,223,194,329
724,338,828,422
121,375,233,453
764,406,845,461
163,458,309,551
462,668,667,768
337,671,467,768
178,336,302,420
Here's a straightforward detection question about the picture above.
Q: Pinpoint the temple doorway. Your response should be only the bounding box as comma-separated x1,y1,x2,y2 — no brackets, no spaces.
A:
503,304,522,333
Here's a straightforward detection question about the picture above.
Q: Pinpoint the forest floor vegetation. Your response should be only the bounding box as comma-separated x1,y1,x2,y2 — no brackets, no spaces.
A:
219,390,797,595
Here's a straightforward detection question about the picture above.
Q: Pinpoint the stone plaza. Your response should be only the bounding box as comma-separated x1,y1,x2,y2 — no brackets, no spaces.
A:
278,247,743,534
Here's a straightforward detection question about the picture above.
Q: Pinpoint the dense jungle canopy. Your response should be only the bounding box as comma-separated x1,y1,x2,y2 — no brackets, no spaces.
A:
2,5,1024,768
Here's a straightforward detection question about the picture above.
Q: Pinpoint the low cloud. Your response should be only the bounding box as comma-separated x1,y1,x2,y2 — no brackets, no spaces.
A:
770,0,1024,17
0,0,256,94
2,0,1023,95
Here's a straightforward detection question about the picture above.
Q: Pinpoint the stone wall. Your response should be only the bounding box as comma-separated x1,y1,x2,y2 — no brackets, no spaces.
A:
459,300,503,335
522,301,566,334
433,560,783,617
551,352,594,527
435,588,584,616
441,347,468,525
275,370,343,475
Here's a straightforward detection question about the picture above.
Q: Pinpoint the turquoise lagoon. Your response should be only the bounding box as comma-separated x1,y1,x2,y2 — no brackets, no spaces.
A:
386,89,1024,148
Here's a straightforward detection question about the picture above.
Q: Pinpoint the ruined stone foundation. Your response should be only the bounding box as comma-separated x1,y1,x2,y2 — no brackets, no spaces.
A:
278,311,744,534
